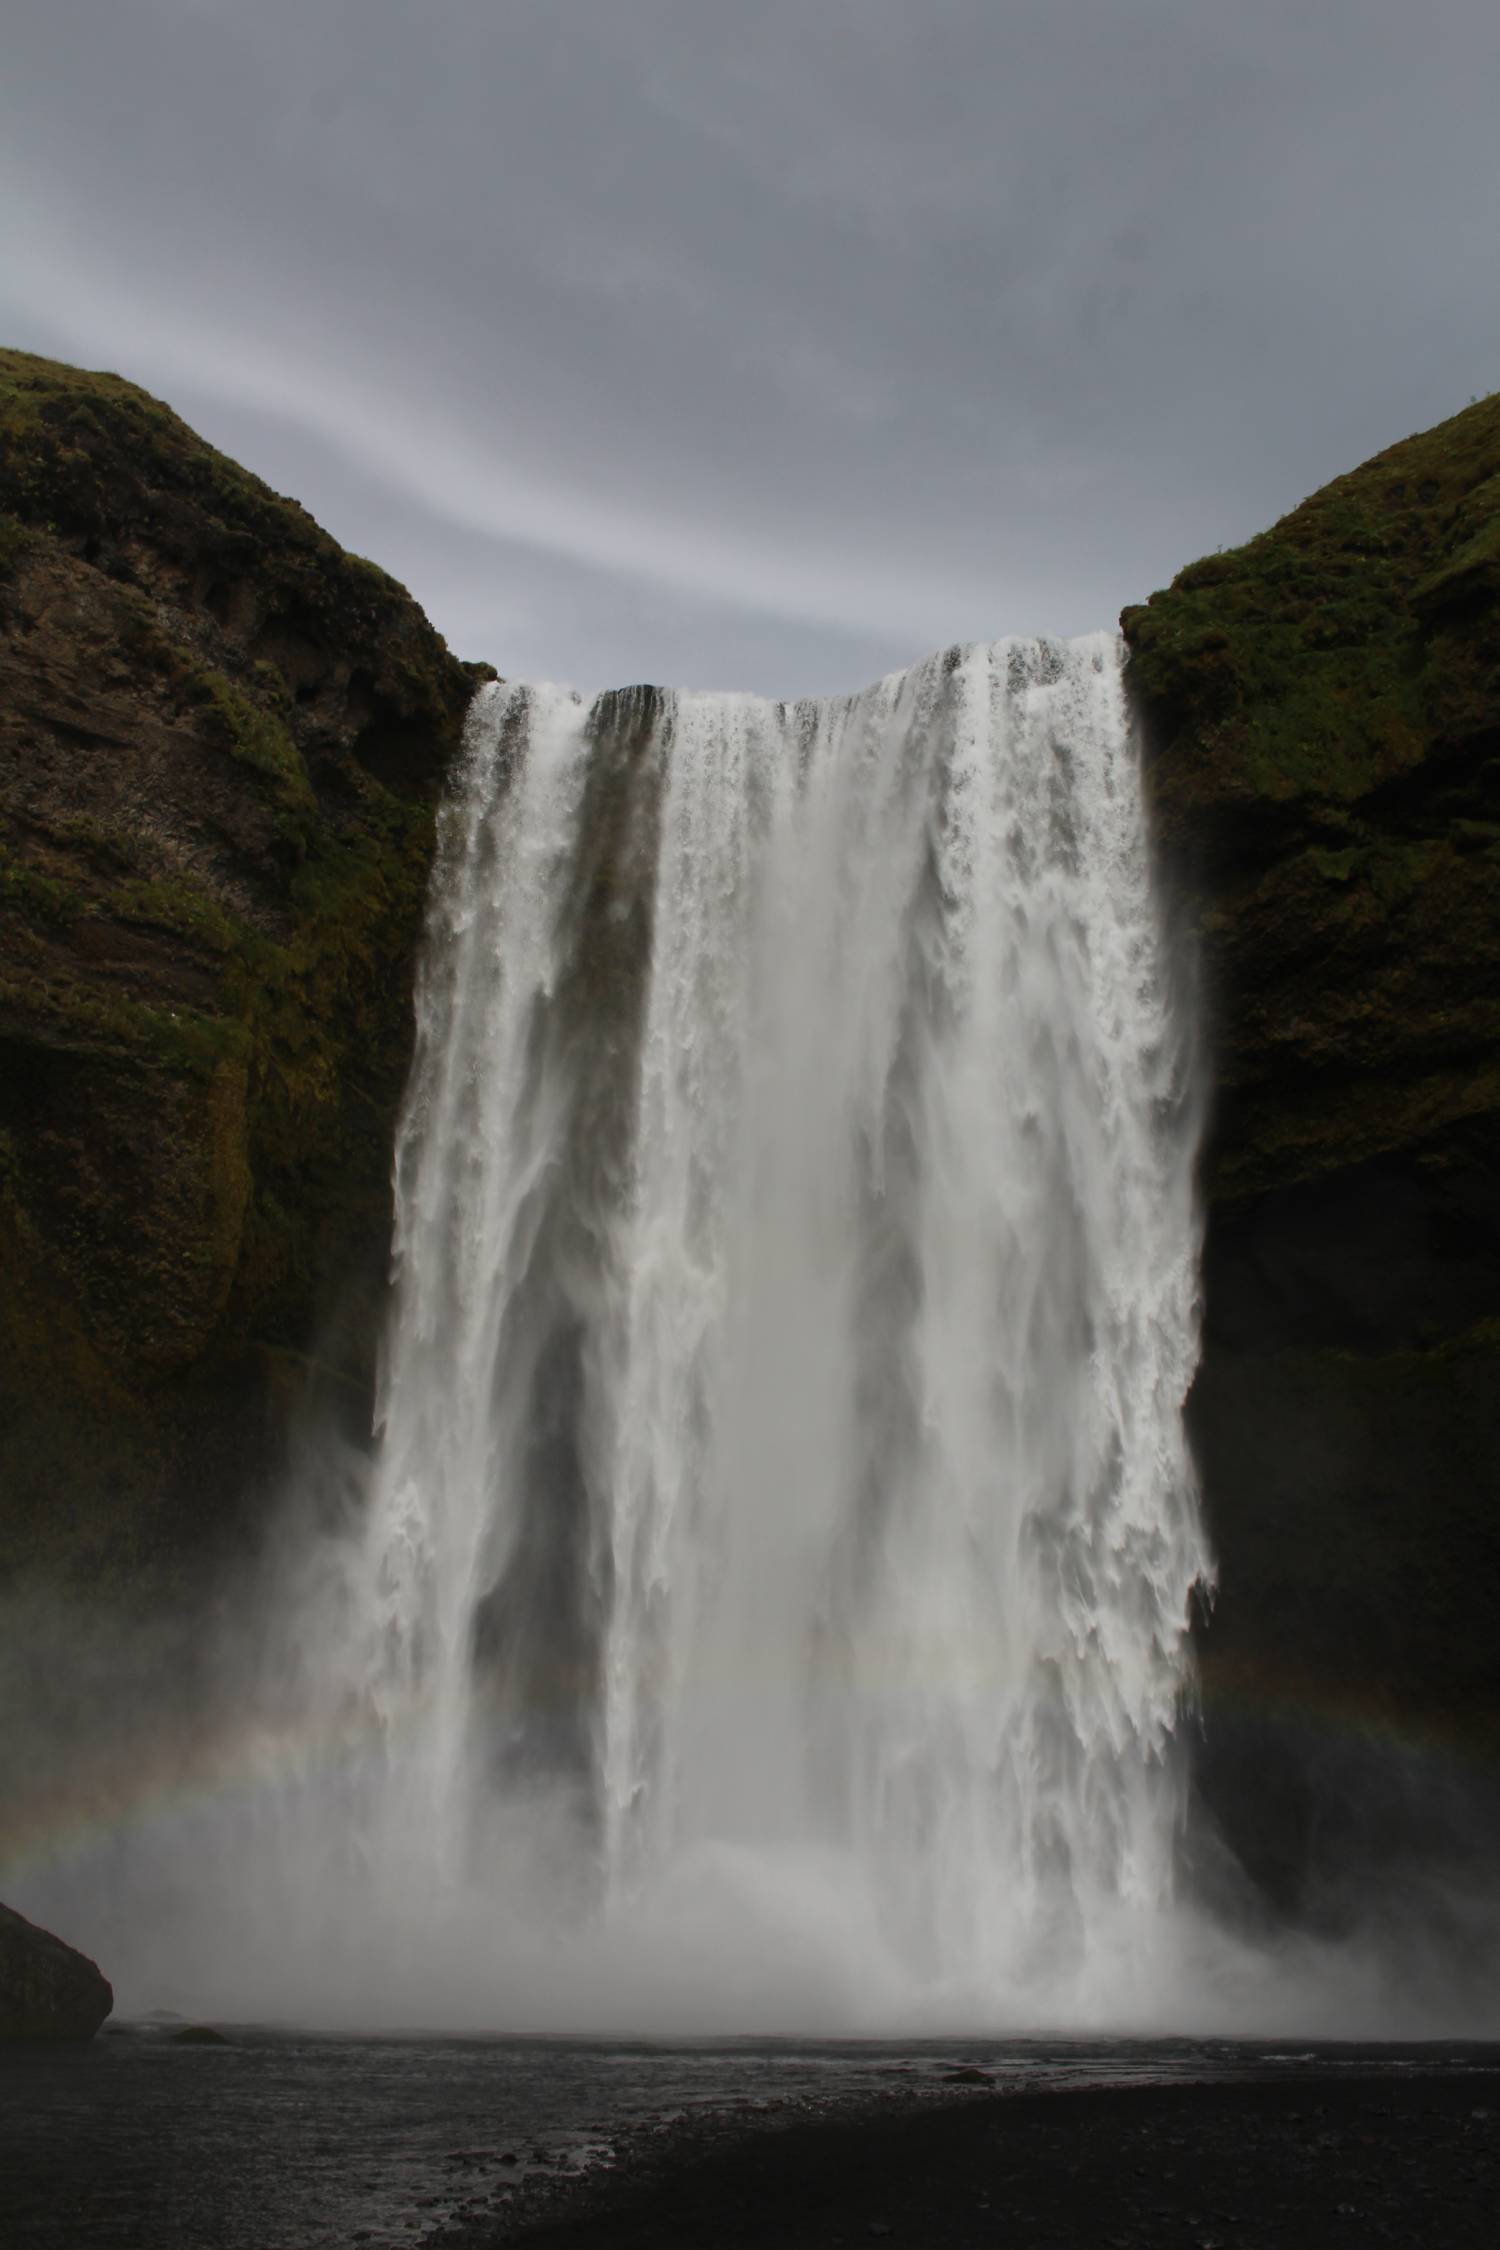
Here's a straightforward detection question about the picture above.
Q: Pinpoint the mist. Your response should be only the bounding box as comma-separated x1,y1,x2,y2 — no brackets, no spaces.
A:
5,647,1498,2047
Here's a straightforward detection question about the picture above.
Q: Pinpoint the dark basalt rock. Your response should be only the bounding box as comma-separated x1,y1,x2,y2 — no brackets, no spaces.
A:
1125,389,1500,1915
0,347,485,1588
0,1900,112,2040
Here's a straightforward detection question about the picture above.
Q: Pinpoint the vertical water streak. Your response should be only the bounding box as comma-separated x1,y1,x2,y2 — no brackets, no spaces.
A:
353,681,597,1888
344,636,1209,2010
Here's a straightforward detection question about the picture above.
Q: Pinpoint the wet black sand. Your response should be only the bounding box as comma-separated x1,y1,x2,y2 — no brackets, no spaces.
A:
452,2070,1500,2250
6,2035,1498,2246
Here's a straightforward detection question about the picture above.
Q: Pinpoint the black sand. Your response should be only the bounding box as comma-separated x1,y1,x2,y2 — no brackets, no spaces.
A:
451,2071,1500,2250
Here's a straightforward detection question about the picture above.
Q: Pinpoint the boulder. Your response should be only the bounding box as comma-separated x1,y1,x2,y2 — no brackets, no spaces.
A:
0,1900,112,2040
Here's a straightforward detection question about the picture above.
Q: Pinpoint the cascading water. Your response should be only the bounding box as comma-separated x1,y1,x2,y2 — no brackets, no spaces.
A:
320,632,1210,2023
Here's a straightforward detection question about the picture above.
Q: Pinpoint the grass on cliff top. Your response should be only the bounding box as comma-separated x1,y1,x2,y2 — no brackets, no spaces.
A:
0,347,480,739
1123,387,1500,803
0,346,416,617
0,346,309,539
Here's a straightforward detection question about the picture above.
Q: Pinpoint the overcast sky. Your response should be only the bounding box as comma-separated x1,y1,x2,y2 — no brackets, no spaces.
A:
4,2,1498,694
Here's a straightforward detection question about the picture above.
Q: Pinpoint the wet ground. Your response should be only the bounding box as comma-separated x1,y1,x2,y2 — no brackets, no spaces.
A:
478,2067,1500,2250
2,2029,1496,2248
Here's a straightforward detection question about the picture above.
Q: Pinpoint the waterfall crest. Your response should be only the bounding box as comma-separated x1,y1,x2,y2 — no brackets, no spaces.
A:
328,633,1208,2018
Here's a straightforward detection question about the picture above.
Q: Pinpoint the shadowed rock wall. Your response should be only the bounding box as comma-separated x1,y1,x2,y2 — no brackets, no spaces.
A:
1125,389,1500,1913
0,349,482,1589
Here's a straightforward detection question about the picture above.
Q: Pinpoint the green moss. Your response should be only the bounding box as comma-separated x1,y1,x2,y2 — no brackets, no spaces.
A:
248,657,294,710
187,668,314,823
106,876,238,955
0,510,35,577
344,549,400,596
1413,512,1500,615
1125,389,1500,1206
1124,388,1500,811
0,346,463,736
25,808,140,881
0,843,80,925
0,345,477,1575
0,969,247,1080
0,347,276,533
230,786,436,1167
1212,1058,1500,1200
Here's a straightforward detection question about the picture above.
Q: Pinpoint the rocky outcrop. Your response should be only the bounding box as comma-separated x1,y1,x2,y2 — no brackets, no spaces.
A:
0,1901,112,2039
0,349,482,1586
1124,390,1500,1913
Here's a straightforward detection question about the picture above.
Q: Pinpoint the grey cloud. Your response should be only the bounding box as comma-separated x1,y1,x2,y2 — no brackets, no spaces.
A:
3,0,1498,691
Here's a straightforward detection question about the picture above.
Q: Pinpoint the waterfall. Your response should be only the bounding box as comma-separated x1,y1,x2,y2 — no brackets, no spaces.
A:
313,632,1208,2019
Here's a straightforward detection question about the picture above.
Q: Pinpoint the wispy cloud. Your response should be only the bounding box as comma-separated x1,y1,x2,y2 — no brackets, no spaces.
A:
4,0,1497,692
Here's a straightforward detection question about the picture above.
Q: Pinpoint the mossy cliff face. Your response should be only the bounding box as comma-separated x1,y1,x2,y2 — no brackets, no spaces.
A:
1124,392,1500,1912
0,349,481,1585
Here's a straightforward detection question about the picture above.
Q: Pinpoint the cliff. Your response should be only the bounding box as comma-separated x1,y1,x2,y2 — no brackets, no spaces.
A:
0,349,479,1586
3,345,1497,1922
1124,390,1500,1911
